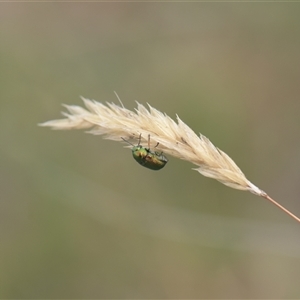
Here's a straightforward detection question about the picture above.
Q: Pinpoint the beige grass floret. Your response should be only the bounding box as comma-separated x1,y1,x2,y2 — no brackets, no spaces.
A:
39,94,300,223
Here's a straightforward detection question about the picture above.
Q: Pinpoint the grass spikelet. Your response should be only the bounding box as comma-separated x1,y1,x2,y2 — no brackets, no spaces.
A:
39,93,300,223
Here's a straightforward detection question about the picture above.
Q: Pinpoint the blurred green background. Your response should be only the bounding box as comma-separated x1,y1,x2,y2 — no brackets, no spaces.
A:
1,3,300,298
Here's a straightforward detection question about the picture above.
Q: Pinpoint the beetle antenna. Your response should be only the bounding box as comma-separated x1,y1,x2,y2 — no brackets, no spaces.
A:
121,137,135,147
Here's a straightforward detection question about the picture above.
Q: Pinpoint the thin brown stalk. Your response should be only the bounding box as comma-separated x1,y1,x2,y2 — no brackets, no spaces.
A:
39,93,300,223
262,194,300,223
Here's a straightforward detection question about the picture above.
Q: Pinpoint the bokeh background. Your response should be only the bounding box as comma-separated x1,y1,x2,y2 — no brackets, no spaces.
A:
1,2,300,299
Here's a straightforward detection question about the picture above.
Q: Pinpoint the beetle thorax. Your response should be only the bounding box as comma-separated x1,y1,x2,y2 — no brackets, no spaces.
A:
132,145,149,158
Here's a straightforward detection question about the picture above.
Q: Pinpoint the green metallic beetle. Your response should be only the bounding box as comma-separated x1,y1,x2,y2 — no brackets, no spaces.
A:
122,134,168,170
